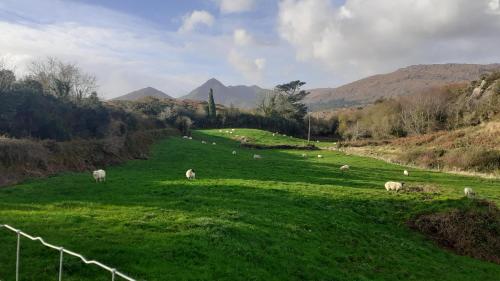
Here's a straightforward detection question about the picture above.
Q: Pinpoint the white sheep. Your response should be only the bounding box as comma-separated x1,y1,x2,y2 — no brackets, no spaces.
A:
232,150,237,155
218,130,222,132
340,165,350,171
283,134,287,136
186,169,196,180
403,170,409,176
188,136,192,140
301,153,307,158
464,187,475,198
201,141,207,144
272,133,275,136
182,136,188,139
212,142,216,145
253,154,262,159
92,169,106,183
385,181,404,192
317,155,323,158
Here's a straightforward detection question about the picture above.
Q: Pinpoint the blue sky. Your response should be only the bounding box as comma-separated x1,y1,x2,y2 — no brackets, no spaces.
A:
1,0,499,98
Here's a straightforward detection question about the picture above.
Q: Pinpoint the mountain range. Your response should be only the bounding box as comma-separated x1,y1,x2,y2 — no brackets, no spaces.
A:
180,78,270,109
113,63,500,111
112,87,173,101
305,63,500,111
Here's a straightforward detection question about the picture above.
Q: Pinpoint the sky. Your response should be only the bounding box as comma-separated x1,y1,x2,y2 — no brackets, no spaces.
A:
1,0,500,99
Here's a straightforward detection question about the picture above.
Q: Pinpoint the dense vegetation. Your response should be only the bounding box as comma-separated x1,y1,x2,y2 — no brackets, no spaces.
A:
311,72,500,140
111,83,308,137
0,129,498,280
0,58,153,141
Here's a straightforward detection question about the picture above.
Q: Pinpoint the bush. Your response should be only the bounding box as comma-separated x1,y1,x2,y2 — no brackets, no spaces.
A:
409,200,500,264
0,128,178,187
399,148,445,169
443,148,500,172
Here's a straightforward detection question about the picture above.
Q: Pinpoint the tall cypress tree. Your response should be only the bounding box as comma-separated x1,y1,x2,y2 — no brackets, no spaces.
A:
208,88,216,118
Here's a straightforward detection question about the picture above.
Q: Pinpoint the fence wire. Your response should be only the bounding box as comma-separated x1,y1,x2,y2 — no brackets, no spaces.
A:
0,224,137,281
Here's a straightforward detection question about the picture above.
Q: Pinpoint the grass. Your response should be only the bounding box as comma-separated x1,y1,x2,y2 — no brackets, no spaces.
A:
0,128,499,280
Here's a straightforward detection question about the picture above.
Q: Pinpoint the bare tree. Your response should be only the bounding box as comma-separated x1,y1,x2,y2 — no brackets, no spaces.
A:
399,88,450,135
28,57,97,102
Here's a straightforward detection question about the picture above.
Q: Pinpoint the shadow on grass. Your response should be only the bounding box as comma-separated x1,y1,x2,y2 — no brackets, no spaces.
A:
0,131,499,280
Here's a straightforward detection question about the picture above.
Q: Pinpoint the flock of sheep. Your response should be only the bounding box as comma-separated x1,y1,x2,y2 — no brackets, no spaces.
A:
92,129,477,198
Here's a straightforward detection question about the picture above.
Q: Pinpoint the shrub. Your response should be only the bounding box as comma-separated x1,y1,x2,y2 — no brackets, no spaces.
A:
409,200,500,264
442,148,500,172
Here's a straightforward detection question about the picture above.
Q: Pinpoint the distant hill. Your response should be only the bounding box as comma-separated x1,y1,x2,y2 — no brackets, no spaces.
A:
112,87,173,101
181,78,270,109
306,63,500,111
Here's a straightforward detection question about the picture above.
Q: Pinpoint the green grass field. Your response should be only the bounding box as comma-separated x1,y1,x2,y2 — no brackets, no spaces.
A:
0,129,499,280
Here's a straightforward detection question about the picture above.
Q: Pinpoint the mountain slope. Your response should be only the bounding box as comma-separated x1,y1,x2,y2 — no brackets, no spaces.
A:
182,78,270,108
112,87,173,101
306,63,500,111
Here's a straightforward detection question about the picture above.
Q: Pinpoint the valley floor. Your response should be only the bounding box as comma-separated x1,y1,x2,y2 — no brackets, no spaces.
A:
0,129,499,280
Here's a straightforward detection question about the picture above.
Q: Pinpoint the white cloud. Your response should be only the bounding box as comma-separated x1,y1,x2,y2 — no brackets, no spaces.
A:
228,50,266,82
178,10,214,33
233,28,253,46
278,0,500,77
489,0,500,13
217,0,255,13
0,0,232,98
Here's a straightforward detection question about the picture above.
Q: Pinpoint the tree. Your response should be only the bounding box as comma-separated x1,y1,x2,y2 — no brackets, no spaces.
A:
208,88,216,118
275,80,309,122
258,80,309,123
257,93,277,117
0,69,16,92
28,57,97,102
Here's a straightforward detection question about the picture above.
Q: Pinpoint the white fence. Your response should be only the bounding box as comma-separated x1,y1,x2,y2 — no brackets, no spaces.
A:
0,224,137,281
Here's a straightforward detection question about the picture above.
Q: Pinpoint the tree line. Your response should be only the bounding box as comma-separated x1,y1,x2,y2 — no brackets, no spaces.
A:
0,58,148,140
309,73,500,140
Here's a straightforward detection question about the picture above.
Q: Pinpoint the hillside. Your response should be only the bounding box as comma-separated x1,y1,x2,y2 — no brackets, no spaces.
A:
182,78,270,109
112,87,173,101
0,129,499,280
306,63,500,111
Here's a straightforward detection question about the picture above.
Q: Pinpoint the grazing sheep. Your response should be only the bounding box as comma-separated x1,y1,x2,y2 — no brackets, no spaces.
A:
232,150,237,155
316,140,320,143
92,169,106,183
385,181,404,192
225,130,229,133
230,131,233,134
212,142,216,145
283,134,287,136
403,170,409,176
464,187,475,198
186,169,196,180
317,155,323,158
183,136,188,139
218,130,222,132
201,141,207,144
253,154,262,159
340,165,350,171
272,133,275,136
188,136,192,140
301,153,307,158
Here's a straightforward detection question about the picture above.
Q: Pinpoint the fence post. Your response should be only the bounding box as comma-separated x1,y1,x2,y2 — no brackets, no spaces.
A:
16,230,20,281
59,247,64,281
111,268,116,281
